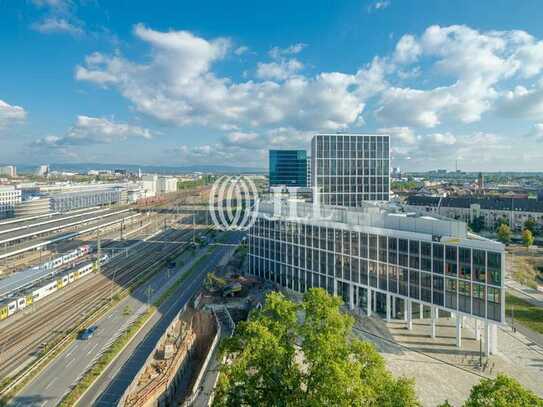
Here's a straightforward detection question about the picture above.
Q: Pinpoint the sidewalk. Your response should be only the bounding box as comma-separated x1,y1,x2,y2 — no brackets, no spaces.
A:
506,277,543,307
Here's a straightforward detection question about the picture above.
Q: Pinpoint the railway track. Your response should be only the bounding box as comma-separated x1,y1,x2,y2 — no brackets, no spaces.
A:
0,223,205,378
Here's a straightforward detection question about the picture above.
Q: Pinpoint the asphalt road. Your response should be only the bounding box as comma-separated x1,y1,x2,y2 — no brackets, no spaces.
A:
8,232,240,407
83,233,241,407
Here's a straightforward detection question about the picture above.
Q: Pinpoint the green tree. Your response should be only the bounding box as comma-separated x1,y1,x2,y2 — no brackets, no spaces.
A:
464,374,543,407
524,217,538,236
497,224,512,244
469,216,485,233
522,228,534,248
214,289,419,407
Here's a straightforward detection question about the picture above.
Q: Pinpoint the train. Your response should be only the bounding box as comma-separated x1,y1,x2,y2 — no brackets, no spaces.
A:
28,244,91,275
0,253,110,321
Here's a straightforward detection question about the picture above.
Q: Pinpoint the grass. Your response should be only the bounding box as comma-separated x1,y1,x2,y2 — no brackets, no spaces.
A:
506,293,543,335
57,251,212,406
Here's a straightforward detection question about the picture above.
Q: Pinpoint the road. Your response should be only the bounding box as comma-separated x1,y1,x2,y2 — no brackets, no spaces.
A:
7,232,240,407
81,233,241,407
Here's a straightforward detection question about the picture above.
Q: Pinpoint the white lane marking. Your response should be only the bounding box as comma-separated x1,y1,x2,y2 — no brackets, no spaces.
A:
65,357,75,368
40,401,47,407
87,343,98,355
45,377,57,389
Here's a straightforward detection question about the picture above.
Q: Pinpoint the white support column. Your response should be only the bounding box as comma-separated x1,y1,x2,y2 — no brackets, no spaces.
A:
392,296,396,319
333,278,338,297
386,294,391,322
490,323,498,355
419,303,424,319
407,300,413,330
435,308,439,319
475,319,481,341
431,306,436,339
349,284,354,310
367,288,372,317
403,299,408,321
456,317,462,348
373,290,377,312
485,321,491,356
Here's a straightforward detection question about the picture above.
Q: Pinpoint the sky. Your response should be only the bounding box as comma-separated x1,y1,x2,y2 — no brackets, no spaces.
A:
1,0,543,171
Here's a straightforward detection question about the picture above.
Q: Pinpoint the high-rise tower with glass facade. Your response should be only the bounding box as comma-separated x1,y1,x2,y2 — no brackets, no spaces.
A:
269,150,308,187
311,134,389,206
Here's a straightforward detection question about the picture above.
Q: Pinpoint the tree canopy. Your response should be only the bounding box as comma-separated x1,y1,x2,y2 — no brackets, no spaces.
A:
463,374,543,407
524,217,538,236
214,288,419,407
496,224,512,244
522,228,534,247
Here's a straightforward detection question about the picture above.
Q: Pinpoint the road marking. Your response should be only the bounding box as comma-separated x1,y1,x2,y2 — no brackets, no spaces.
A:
65,357,75,368
45,377,57,389
88,343,98,355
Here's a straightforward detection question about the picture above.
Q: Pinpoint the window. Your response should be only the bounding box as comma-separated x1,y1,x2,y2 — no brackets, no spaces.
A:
445,246,458,276
487,252,502,286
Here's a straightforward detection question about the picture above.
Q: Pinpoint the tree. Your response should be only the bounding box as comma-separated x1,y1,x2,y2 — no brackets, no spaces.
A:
464,374,543,407
469,216,485,233
524,217,538,236
522,228,534,248
497,217,509,227
214,289,419,407
497,224,512,244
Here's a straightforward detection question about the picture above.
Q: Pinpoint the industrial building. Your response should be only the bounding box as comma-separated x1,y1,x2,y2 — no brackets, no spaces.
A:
157,176,178,195
311,134,390,206
269,150,308,188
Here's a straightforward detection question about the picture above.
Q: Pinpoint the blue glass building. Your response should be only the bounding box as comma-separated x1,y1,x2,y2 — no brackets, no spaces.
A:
269,150,308,187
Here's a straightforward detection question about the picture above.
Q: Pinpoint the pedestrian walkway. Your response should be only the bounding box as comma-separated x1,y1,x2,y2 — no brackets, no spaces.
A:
506,277,543,307
353,313,543,407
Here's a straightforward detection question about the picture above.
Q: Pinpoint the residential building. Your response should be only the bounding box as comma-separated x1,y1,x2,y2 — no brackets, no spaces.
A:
157,176,178,195
248,200,504,354
141,174,158,198
311,134,390,207
36,164,49,177
0,186,22,218
0,165,16,177
269,150,308,188
405,195,543,232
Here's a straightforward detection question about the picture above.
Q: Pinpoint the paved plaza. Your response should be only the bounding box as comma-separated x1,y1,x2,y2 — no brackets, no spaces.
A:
353,313,543,407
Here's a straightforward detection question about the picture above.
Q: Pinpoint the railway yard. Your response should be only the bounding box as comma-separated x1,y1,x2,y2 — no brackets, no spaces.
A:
0,187,224,406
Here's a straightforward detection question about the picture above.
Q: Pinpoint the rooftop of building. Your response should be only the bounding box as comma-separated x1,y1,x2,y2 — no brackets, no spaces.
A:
255,199,503,251
406,195,543,213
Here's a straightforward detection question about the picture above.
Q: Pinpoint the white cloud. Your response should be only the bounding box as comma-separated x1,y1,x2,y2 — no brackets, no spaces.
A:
394,34,421,64
378,126,416,144
268,43,306,60
368,0,391,12
76,25,373,131
33,115,152,147
495,83,543,120
256,59,303,80
525,123,543,141
234,46,249,56
0,99,27,128
31,17,83,36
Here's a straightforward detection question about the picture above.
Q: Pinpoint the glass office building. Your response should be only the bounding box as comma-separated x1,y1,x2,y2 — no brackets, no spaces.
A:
269,150,308,187
311,134,390,206
248,201,505,352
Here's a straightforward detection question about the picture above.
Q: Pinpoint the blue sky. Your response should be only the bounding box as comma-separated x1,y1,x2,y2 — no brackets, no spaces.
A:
1,0,543,171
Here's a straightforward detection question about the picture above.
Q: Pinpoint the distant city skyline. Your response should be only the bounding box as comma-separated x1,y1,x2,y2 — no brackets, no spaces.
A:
1,1,543,171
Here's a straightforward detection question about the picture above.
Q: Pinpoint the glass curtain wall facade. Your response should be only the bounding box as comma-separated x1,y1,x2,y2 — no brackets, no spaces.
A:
311,134,390,206
248,216,505,323
269,150,308,187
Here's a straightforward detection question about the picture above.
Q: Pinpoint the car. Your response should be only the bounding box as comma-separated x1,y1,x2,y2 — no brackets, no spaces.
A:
78,326,97,340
